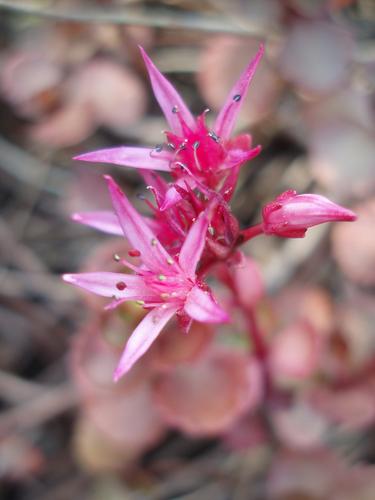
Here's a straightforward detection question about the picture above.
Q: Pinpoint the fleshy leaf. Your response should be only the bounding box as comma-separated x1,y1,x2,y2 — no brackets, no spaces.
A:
214,44,264,140
114,306,177,381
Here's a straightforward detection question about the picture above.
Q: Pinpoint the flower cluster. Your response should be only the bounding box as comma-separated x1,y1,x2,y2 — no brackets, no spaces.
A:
64,46,356,381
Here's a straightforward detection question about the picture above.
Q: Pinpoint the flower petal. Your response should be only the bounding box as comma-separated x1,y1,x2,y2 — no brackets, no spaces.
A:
63,272,155,299
114,306,177,381
184,285,229,323
139,46,196,135
74,146,172,172
159,186,182,211
105,175,176,273
220,145,262,170
72,210,123,235
179,213,208,279
214,45,264,140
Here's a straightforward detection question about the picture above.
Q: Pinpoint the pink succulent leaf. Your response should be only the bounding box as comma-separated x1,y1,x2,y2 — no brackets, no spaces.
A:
184,285,229,323
74,146,172,172
179,212,208,279
113,305,177,381
153,350,261,436
62,272,157,300
231,256,264,308
105,175,176,273
72,210,123,236
214,44,264,140
139,46,196,135
262,191,357,237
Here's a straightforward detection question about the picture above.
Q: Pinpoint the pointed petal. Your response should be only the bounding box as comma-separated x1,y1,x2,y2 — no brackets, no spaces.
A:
105,175,176,273
179,213,208,279
220,165,241,201
159,176,198,211
74,146,172,172
114,306,177,380
160,186,183,211
220,145,262,171
139,46,196,135
63,272,155,299
184,285,229,323
214,45,264,139
141,170,168,197
72,210,123,235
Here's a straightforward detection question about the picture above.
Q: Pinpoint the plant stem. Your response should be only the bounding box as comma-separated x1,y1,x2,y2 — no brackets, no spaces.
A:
239,223,264,243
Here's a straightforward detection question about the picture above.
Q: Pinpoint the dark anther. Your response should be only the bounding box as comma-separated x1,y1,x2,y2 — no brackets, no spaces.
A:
155,144,163,152
193,141,200,150
172,105,179,113
208,131,220,143
233,94,241,102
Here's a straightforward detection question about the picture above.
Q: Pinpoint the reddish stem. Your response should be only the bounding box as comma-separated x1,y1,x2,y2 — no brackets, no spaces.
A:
246,308,267,361
239,223,264,243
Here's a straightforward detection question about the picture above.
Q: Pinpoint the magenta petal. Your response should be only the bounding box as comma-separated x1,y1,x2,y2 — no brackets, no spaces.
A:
74,146,172,172
214,45,264,140
62,272,152,298
160,177,197,211
105,175,175,273
160,186,182,211
184,286,229,323
72,210,123,236
220,145,262,170
179,213,208,279
141,170,168,198
139,46,196,135
114,306,177,381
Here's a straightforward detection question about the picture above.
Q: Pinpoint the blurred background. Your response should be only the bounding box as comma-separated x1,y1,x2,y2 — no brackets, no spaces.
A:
0,1,374,499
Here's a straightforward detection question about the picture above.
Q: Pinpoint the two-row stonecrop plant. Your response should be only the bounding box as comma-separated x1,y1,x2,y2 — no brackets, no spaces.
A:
63,45,356,382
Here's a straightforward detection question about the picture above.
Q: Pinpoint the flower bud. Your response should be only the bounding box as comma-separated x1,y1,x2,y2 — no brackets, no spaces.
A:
262,190,356,238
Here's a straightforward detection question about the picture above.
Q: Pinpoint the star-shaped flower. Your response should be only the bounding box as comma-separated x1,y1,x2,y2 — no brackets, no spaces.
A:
63,176,228,380
74,45,263,197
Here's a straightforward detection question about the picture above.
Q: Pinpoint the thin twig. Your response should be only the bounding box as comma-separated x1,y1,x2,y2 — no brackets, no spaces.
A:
0,135,68,197
0,1,269,36
0,369,45,404
0,383,78,436
0,268,74,302
0,218,48,274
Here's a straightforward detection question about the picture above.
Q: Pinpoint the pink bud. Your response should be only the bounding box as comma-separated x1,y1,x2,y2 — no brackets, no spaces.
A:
262,190,356,238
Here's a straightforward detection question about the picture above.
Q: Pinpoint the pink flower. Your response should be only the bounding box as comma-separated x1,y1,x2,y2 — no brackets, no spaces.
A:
74,45,263,195
262,190,357,238
63,176,228,380
72,169,242,263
